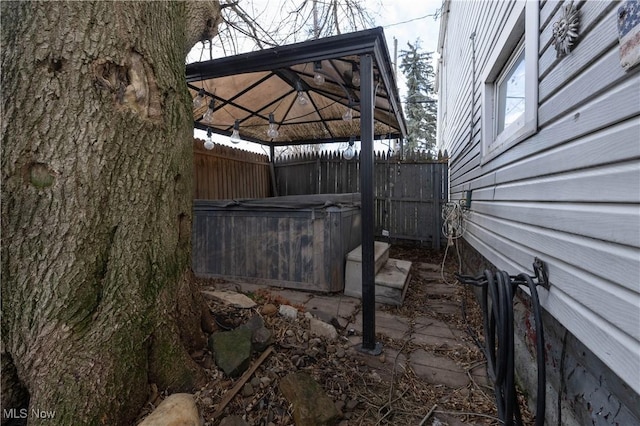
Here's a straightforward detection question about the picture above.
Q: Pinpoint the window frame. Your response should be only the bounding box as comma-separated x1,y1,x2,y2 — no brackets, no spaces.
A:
481,1,539,163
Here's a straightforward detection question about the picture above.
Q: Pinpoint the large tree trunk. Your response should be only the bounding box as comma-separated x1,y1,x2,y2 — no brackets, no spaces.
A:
1,2,220,424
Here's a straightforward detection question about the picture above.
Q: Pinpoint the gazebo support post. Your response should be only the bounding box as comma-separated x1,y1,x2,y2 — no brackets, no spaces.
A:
358,53,382,356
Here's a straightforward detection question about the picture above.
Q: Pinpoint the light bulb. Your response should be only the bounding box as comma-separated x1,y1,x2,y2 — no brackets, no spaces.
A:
230,120,242,144
342,107,353,122
352,70,360,87
297,91,308,106
313,61,325,86
203,99,215,122
267,112,279,138
204,128,214,150
193,89,205,108
230,129,241,144
343,145,355,160
267,124,279,139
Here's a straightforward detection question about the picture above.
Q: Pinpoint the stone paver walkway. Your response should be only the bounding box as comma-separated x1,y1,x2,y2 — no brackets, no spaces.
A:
218,262,487,396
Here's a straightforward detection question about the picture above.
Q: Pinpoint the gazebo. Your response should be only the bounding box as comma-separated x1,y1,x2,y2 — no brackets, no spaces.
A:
186,27,407,354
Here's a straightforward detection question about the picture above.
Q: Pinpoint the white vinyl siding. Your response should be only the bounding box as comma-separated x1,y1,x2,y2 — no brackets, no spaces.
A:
437,0,640,395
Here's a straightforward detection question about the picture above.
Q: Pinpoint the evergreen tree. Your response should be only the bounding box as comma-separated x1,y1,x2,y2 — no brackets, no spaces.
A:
399,40,437,156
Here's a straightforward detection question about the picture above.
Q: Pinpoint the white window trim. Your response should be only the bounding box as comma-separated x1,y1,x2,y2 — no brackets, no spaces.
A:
481,0,538,164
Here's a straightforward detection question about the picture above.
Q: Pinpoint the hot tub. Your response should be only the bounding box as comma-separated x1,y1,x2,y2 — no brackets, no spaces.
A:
192,193,361,292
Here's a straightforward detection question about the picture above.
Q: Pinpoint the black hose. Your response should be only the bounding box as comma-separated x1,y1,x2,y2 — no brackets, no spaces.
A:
456,269,546,426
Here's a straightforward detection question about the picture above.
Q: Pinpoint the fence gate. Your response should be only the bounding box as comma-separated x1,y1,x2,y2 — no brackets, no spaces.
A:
274,151,448,248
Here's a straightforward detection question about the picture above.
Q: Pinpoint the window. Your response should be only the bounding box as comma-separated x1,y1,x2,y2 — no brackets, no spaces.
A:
481,1,538,162
496,41,525,135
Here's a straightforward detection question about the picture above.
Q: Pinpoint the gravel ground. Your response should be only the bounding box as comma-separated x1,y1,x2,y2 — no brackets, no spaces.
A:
152,244,535,425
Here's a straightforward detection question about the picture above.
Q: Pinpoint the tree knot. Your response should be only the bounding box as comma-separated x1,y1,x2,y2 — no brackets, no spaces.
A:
91,50,161,122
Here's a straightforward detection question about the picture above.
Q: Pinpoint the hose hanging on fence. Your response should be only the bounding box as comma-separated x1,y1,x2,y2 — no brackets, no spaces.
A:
456,261,547,426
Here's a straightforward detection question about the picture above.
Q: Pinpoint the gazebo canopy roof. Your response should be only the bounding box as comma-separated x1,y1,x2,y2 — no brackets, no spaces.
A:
186,27,407,147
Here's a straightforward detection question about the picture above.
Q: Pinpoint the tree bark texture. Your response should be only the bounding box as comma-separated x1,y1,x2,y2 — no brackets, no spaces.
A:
1,2,220,424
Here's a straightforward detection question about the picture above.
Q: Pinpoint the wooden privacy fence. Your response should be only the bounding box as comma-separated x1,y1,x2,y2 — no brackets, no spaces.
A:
193,140,271,199
274,151,449,247
192,143,448,247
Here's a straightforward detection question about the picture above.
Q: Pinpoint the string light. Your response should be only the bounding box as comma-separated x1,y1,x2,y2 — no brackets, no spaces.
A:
296,80,309,106
193,88,205,108
202,99,215,122
267,113,279,139
204,128,215,150
342,105,353,122
230,120,242,144
297,92,309,105
313,61,325,85
343,137,355,160
351,63,361,87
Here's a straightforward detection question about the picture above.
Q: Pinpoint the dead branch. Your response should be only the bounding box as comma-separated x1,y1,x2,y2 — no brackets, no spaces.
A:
211,346,274,420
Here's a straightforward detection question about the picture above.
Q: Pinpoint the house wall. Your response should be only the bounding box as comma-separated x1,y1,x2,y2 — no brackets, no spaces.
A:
437,0,640,423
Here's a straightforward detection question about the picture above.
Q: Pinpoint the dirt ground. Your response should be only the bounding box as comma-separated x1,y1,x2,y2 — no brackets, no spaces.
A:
162,244,535,425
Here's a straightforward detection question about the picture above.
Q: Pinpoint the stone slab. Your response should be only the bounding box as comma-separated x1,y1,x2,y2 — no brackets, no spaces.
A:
409,349,469,388
346,241,390,264
347,344,408,381
347,310,410,341
411,332,462,349
344,243,390,293
414,262,440,272
428,301,460,316
424,281,457,296
375,259,412,289
469,363,490,387
413,317,465,338
418,270,445,282
369,281,410,306
279,372,340,426
344,258,411,306
412,328,465,348
412,317,467,348
264,288,313,307
201,290,257,309
304,294,360,320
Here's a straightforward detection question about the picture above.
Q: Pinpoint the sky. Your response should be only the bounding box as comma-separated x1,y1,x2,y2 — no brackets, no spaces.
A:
189,0,443,155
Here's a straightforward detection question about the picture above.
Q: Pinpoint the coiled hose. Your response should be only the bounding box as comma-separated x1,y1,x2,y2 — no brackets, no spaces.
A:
456,270,546,426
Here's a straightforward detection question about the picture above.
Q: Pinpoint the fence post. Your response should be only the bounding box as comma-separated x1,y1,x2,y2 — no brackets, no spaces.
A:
315,155,321,194
269,146,278,197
